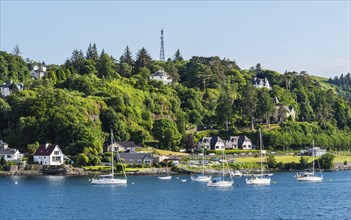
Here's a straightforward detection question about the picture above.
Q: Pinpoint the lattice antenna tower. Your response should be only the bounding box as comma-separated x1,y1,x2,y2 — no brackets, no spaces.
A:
160,28,165,61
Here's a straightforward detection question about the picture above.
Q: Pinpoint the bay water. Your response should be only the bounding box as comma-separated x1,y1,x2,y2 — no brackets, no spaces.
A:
0,171,350,219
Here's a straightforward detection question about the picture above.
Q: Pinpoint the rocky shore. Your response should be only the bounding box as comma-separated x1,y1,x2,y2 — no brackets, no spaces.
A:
1,162,350,176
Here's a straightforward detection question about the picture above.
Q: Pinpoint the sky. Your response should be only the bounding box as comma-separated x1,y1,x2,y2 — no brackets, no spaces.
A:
1,1,350,78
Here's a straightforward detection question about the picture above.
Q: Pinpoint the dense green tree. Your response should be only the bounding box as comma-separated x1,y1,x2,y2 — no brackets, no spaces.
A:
134,47,152,73
266,154,277,169
173,49,183,62
76,153,89,166
86,43,99,62
318,153,335,169
152,119,181,150
97,51,116,79
299,156,309,170
241,83,258,130
256,88,274,127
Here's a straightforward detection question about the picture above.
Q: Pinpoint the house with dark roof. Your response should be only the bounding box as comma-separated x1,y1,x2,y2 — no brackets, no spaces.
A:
253,77,271,90
150,69,172,85
225,135,253,150
271,97,296,122
197,136,225,151
119,153,166,165
33,144,64,165
0,140,22,162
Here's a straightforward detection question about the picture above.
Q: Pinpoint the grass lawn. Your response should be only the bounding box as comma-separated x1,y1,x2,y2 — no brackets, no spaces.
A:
235,155,351,164
83,166,110,171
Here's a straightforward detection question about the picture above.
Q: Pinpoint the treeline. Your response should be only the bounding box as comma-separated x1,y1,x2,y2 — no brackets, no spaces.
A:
0,44,351,157
329,73,351,100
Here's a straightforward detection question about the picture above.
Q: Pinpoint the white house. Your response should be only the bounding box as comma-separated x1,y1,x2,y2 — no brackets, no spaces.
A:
33,144,64,165
150,69,172,85
253,77,271,90
1,82,24,97
225,135,253,150
308,147,327,157
30,65,47,79
197,136,225,151
0,140,22,162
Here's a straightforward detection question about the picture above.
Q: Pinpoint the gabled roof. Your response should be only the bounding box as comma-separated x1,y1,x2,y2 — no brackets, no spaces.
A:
199,136,223,148
34,144,58,156
151,69,170,77
0,140,8,146
228,135,251,146
117,141,136,148
119,153,154,160
0,148,18,155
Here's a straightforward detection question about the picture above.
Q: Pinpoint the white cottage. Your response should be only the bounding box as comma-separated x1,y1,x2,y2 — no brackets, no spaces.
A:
197,136,225,151
30,65,47,79
33,144,64,165
150,69,172,85
253,77,271,90
225,135,253,150
0,140,22,161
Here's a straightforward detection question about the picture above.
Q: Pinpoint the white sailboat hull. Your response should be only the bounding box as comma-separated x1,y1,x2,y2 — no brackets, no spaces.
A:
207,180,233,187
246,177,271,185
191,174,212,182
158,176,172,180
295,173,323,182
91,178,127,185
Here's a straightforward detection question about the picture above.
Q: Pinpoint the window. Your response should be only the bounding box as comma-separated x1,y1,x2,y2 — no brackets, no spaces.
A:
52,156,61,162
129,159,134,164
54,151,59,155
138,160,141,164
6,155,12,158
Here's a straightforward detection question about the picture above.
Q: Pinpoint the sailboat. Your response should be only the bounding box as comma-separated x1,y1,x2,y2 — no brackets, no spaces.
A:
207,150,233,187
91,130,127,185
246,128,271,185
191,147,212,182
295,140,323,182
158,162,172,180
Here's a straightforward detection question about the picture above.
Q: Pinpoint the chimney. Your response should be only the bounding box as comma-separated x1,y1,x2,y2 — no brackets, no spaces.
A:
45,143,49,149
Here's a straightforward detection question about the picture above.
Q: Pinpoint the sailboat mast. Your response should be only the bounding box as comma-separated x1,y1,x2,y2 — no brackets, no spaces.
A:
260,129,263,176
222,150,225,179
202,147,205,175
111,130,114,176
312,140,315,175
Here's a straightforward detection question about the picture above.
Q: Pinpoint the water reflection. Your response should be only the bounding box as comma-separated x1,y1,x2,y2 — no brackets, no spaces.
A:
46,175,66,185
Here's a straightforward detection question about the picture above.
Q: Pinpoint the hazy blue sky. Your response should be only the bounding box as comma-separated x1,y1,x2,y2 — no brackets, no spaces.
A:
1,1,350,78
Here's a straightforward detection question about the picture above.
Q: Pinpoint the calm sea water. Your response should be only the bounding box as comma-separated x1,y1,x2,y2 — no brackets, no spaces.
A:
0,171,350,220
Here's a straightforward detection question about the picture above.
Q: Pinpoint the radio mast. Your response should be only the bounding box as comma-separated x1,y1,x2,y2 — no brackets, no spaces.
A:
160,29,165,61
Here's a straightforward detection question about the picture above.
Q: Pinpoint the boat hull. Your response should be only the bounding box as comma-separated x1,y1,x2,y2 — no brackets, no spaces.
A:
296,176,323,182
246,177,271,185
91,178,127,185
158,176,172,180
191,175,212,182
207,180,233,187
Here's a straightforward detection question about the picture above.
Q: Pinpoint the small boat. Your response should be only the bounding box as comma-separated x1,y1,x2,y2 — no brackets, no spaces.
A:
158,164,172,180
207,150,233,187
191,147,212,182
231,170,242,177
180,179,187,182
91,130,127,185
158,176,172,180
295,140,323,182
246,129,271,186
191,173,212,182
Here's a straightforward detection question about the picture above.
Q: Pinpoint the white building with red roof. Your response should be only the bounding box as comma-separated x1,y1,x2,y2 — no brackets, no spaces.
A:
33,143,64,165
